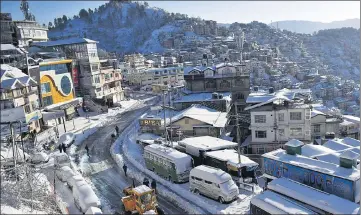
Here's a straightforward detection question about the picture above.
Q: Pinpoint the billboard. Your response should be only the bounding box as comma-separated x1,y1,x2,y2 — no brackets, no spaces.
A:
139,118,162,128
25,110,42,124
263,157,356,202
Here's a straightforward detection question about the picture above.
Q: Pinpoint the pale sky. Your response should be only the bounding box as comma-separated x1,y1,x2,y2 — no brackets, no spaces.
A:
2,1,360,25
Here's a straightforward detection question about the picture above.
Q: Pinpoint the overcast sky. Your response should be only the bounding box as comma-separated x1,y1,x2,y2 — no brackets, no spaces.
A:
1,1,360,25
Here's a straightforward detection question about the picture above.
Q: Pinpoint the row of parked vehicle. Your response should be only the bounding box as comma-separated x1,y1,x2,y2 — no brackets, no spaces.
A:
54,153,102,214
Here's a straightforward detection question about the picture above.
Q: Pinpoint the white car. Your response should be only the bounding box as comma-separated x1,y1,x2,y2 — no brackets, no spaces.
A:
30,152,50,164
67,174,84,189
85,207,103,214
56,166,76,182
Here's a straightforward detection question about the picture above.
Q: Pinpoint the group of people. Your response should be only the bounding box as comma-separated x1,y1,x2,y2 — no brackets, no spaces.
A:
123,163,157,191
58,143,67,153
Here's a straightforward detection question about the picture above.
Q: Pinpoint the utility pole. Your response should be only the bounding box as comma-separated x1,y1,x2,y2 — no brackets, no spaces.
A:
10,122,18,180
163,91,167,144
234,103,243,182
168,88,173,147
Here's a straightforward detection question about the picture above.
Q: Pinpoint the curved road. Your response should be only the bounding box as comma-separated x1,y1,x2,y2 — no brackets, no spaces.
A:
71,101,183,214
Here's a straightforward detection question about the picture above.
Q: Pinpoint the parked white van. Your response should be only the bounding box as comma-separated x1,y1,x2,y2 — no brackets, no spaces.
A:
73,180,101,213
56,166,76,182
189,165,239,203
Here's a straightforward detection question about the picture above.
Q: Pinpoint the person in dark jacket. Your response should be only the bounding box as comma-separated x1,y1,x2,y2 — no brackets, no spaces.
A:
151,179,157,191
115,125,119,135
58,144,63,153
85,145,90,157
62,143,67,153
143,178,149,187
123,164,128,177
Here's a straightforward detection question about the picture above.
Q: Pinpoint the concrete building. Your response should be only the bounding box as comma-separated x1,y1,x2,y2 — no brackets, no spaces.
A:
244,88,312,156
0,64,42,132
173,92,231,112
32,38,124,105
311,109,342,141
124,53,146,70
0,13,15,44
13,20,48,47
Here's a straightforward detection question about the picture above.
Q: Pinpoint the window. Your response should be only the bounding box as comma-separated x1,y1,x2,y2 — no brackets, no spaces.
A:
194,177,202,181
255,131,267,138
41,82,51,94
24,105,31,114
255,115,266,123
257,147,265,154
91,64,99,71
204,180,212,184
290,128,302,136
184,118,189,124
42,96,53,106
278,113,284,122
314,124,321,133
278,129,285,136
290,112,302,120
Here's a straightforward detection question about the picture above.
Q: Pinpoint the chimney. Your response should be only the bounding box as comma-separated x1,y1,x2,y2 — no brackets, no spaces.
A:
269,87,274,94
285,139,304,155
339,150,359,169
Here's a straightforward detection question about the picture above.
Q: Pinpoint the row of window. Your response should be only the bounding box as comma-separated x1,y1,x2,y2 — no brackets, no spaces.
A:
40,64,68,74
191,176,220,188
144,152,174,169
255,128,303,138
254,112,303,123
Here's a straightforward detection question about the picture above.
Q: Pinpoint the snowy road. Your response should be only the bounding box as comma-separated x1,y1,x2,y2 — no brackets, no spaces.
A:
70,101,184,214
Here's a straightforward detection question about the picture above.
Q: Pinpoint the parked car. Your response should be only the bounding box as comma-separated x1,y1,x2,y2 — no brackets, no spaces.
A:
54,153,71,169
73,180,101,213
56,166,76,182
189,165,239,204
67,174,85,190
30,151,50,164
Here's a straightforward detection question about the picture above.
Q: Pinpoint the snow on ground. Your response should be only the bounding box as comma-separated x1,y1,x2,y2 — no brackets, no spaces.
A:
0,205,47,214
112,117,255,214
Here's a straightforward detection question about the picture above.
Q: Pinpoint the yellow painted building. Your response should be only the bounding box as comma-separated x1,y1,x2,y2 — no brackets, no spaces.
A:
39,59,75,107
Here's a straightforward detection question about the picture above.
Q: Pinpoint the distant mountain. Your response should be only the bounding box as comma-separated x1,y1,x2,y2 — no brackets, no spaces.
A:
269,19,360,34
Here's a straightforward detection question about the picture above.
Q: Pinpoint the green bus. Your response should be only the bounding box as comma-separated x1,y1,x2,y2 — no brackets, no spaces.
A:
144,144,193,183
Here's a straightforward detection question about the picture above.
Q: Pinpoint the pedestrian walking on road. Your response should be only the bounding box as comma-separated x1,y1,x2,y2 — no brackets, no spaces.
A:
62,143,67,153
115,125,119,136
151,179,157,191
85,145,90,157
143,178,149,187
58,144,63,153
123,164,128,177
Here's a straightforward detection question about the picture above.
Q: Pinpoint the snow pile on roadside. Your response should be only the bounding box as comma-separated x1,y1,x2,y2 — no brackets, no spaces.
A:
110,120,205,214
0,205,47,214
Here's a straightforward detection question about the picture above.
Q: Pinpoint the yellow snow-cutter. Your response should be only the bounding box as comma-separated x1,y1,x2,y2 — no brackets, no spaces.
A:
121,185,162,215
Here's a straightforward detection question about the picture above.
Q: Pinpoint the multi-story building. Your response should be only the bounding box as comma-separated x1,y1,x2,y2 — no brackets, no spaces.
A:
311,109,342,141
124,53,146,70
0,13,14,44
32,38,124,105
244,88,312,157
13,20,48,47
139,65,185,87
0,64,42,132
0,44,28,69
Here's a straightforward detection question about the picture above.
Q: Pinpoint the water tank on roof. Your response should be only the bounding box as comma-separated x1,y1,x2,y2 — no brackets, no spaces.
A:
325,132,335,140
269,87,274,94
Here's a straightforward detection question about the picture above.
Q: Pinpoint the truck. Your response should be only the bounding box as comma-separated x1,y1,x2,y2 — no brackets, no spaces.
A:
121,185,163,215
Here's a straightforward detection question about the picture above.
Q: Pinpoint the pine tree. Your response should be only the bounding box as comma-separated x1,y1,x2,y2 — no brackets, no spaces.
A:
62,15,68,23
79,9,89,19
54,18,58,27
48,21,53,28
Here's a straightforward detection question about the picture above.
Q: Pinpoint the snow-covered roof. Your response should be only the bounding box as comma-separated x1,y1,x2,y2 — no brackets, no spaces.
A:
246,88,295,104
342,137,360,148
1,64,28,80
174,92,231,103
32,38,98,47
133,185,152,194
311,109,326,117
250,190,316,214
204,149,258,168
301,144,336,158
180,136,237,156
1,44,17,51
183,66,216,75
323,139,353,151
190,165,231,183
267,178,360,214
169,105,228,128
340,150,359,160
136,133,161,141
342,115,360,123
263,149,360,181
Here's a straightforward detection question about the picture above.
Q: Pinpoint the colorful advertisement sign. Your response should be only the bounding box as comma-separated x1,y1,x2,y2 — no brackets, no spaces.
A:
72,63,79,87
263,157,355,202
25,110,42,124
139,118,162,128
